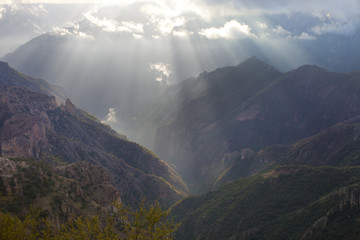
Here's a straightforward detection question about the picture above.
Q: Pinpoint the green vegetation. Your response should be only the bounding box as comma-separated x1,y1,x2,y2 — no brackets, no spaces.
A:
172,166,360,240
0,200,178,240
116,200,179,240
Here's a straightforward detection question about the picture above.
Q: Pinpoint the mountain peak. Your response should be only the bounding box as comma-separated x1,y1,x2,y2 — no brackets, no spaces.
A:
236,56,280,73
240,56,264,64
294,64,329,73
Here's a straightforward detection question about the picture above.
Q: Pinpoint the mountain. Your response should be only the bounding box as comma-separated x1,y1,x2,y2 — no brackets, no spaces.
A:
0,61,65,104
171,165,360,240
171,103,360,239
214,116,360,187
1,33,164,133
0,62,188,207
0,157,119,226
152,57,360,193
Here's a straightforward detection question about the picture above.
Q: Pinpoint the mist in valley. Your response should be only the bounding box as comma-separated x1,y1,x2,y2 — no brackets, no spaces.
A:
1,0,360,189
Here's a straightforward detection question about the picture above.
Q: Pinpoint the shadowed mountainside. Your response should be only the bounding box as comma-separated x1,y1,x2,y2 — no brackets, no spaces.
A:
152,57,360,193
172,166,360,240
214,116,360,187
0,61,65,104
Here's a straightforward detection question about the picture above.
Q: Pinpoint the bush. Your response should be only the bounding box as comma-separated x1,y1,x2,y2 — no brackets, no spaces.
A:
0,198,178,240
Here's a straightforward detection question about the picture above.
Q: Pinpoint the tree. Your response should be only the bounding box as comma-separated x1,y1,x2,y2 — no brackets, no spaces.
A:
0,199,178,240
115,200,179,240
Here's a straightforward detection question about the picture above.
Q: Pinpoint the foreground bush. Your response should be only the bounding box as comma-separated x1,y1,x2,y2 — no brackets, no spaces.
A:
0,201,178,240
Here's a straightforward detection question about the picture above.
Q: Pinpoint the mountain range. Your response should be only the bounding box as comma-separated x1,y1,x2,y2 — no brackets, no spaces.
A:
0,61,188,209
1,55,360,239
150,57,360,193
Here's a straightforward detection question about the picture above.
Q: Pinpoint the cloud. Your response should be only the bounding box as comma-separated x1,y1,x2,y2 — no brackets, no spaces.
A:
52,26,71,35
102,108,117,124
312,21,357,36
199,20,253,39
200,0,360,18
273,25,291,36
0,7,6,20
3,2,48,16
295,32,316,40
173,29,192,37
2,0,359,21
257,21,268,29
0,0,122,3
149,62,173,83
83,9,144,36
149,15,185,36
52,23,92,38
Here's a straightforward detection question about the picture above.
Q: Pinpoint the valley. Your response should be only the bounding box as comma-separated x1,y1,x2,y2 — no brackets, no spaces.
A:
1,56,360,239
1,1,360,239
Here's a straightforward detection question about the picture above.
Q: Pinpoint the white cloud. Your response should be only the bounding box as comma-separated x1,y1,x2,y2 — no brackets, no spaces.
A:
199,20,253,39
295,32,316,40
6,2,48,16
102,108,117,124
52,23,92,38
200,0,360,19
139,0,207,20
312,21,357,35
0,7,6,20
149,62,173,83
83,10,143,36
173,29,192,37
273,25,291,36
52,26,71,36
0,0,123,3
257,21,268,29
149,15,185,36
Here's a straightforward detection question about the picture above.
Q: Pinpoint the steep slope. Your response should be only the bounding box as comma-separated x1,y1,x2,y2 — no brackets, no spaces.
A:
0,157,119,226
154,57,283,192
0,65,188,207
215,116,360,187
153,58,360,193
1,33,163,131
0,61,65,104
171,166,360,240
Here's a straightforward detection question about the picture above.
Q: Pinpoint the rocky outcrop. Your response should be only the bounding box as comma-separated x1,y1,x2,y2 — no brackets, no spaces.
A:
300,184,360,240
0,86,56,158
0,83,187,207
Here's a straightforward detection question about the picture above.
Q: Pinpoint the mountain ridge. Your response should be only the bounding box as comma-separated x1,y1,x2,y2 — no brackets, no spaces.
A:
171,165,360,240
0,64,188,207
150,57,360,193
0,61,65,104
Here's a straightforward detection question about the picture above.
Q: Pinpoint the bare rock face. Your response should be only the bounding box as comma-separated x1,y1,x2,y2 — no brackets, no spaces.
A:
60,98,76,115
0,86,56,159
0,84,188,207
1,115,50,158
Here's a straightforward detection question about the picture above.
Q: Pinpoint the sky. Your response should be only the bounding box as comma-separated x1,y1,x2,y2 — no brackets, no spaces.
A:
0,0,359,57
0,0,359,142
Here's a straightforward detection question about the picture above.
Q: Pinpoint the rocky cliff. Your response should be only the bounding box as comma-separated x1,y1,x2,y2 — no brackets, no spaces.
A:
0,63,188,207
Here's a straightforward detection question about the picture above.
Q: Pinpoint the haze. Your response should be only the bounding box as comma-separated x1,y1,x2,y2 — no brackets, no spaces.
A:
0,0,359,147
